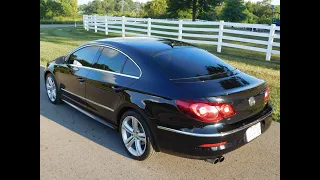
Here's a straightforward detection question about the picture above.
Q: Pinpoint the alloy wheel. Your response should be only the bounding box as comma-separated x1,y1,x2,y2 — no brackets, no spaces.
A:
46,76,56,102
121,116,147,156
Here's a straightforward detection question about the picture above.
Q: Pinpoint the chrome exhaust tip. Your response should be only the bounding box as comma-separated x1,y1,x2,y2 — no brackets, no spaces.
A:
205,158,220,164
219,156,225,162
213,158,219,164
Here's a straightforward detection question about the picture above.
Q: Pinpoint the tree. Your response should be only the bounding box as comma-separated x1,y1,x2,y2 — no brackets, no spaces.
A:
46,0,63,19
144,0,168,18
41,0,78,19
40,0,47,19
221,0,246,22
114,0,135,15
167,0,222,21
60,0,78,17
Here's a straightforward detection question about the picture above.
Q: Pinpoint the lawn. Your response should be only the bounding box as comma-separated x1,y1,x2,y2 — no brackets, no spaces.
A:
40,27,280,122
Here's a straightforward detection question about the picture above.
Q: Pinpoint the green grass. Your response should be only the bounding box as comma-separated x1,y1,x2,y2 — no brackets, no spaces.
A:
40,27,280,122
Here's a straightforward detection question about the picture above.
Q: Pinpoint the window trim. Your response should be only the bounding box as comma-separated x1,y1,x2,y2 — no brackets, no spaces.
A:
65,43,142,79
65,46,101,67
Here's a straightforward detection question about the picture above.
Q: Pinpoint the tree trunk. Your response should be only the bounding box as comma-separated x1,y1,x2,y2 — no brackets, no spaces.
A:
192,0,197,21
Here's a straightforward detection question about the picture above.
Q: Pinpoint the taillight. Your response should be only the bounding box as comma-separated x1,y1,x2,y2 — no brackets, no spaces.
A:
264,86,270,103
199,142,226,147
175,100,236,123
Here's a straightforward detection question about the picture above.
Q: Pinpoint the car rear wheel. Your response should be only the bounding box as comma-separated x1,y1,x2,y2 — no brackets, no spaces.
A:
45,73,61,104
120,110,156,160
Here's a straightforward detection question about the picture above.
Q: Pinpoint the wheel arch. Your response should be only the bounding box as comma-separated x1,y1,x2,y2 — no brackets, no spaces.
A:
115,103,160,152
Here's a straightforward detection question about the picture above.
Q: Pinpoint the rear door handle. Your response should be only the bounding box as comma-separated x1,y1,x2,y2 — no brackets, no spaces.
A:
77,77,85,84
112,85,124,92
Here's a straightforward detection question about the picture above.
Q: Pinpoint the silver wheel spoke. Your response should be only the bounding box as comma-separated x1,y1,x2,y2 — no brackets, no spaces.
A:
49,78,54,86
51,91,56,101
132,118,138,133
46,83,51,90
123,122,133,134
137,133,146,143
135,139,143,156
48,91,52,99
125,136,135,148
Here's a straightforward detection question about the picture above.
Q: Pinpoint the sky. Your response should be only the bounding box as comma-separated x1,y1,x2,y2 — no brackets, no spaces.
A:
78,0,280,6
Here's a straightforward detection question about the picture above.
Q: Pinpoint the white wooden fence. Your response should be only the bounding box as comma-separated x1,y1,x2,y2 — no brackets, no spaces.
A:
83,15,280,61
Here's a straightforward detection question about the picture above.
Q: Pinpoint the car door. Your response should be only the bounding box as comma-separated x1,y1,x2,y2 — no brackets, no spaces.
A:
57,46,101,110
85,46,141,123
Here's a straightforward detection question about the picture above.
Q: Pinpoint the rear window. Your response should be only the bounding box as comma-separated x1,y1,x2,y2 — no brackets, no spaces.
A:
152,48,236,79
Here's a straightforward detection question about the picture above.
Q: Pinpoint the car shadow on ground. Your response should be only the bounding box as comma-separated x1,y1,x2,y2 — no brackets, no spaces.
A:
40,66,131,159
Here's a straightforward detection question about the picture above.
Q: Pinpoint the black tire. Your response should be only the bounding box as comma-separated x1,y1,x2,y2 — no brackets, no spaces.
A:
45,73,61,104
119,110,156,161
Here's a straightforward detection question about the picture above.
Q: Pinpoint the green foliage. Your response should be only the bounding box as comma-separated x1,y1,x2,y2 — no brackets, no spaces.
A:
221,0,246,22
167,0,222,21
177,9,193,19
41,0,78,19
40,0,47,19
242,8,258,23
40,18,82,24
78,0,144,17
214,2,225,20
40,0,278,24
242,0,274,24
144,0,168,18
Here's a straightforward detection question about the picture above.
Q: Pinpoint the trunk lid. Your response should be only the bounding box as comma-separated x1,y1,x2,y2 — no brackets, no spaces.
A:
172,70,266,124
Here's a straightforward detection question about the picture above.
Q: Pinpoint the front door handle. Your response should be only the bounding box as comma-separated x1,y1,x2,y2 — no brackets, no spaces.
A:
67,64,80,71
71,66,80,71
112,85,124,93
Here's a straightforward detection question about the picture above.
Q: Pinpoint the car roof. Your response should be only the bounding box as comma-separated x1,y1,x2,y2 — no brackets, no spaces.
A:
91,37,196,55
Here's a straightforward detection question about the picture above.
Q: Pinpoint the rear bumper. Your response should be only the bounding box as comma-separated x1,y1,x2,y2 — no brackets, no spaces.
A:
154,104,273,159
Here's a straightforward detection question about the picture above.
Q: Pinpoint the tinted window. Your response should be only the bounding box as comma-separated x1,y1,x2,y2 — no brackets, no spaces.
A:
68,46,100,67
152,48,236,79
94,48,127,73
122,59,140,77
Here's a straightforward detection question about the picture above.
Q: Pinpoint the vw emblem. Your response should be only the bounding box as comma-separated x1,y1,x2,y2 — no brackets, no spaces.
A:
248,97,255,106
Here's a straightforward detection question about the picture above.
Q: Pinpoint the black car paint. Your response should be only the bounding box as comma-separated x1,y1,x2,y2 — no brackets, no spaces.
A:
44,37,273,159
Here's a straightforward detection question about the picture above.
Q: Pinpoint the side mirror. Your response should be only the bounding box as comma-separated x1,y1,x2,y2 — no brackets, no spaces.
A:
55,56,65,64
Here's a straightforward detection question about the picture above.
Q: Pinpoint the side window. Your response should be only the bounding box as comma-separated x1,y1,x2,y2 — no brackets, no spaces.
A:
67,46,100,67
94,47,127,73
122,59,140,77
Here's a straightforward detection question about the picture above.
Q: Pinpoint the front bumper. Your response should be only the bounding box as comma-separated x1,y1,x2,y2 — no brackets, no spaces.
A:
154,104,273,159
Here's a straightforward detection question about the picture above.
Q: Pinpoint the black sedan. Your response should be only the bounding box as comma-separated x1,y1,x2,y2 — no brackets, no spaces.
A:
44,37,273,162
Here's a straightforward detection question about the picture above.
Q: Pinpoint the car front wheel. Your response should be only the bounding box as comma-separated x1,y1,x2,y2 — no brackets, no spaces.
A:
45,73,61,104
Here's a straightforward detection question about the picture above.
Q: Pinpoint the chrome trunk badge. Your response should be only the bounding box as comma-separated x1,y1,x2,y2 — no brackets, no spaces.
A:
248,97,256,106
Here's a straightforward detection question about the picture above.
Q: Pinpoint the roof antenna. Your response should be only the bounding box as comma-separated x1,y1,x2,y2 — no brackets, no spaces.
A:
168,40,175,48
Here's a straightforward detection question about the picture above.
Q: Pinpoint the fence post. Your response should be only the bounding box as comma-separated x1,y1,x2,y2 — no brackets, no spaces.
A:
266,24,276,61
178,20,183,40
147,18,151,37
105,16,108,35
82,15,86,30
74,20,76,27
217,20,224,53
122,16,126,37
94,15,97,33
86,15,90,31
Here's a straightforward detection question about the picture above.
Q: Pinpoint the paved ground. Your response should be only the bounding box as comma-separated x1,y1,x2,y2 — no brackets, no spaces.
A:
40,66,280,180
40,24,81,28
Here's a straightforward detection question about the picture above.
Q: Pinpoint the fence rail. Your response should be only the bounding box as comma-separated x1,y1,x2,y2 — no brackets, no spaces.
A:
83,15,280,61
